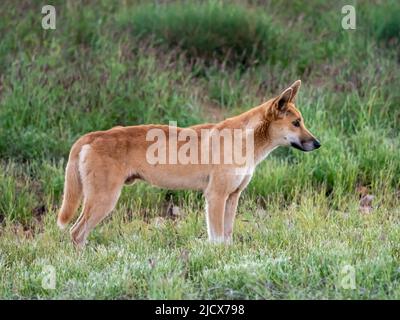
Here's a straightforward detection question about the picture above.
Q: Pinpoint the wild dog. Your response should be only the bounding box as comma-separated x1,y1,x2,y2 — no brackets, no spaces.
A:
57,80,320,248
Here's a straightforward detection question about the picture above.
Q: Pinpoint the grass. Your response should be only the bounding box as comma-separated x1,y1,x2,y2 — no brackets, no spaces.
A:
0,0,399,299
119,1,283,66
1,193,400,299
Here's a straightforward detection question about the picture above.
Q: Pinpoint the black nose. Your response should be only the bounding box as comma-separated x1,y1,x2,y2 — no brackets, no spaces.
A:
313,139,321,149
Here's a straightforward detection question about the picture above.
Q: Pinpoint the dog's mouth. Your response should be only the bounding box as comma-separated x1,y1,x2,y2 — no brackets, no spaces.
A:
290,142,306,151
291,140,321,152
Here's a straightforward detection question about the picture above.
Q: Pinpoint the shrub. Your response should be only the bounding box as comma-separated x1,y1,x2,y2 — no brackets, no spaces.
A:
369,1,400,46
122,1,284,66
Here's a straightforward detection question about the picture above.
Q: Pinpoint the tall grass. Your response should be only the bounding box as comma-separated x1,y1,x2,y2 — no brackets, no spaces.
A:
120,1,283,66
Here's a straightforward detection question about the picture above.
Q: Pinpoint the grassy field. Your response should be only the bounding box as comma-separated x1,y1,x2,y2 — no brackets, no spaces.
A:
0,0,399,299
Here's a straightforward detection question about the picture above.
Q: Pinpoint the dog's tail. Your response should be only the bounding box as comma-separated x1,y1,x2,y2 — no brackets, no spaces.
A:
57,142,84,230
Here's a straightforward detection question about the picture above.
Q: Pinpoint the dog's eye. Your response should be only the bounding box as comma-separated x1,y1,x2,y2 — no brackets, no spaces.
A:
292,120,301,127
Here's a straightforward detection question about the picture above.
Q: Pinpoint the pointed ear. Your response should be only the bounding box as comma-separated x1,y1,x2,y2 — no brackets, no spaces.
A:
289,80,301,102
275,87,293,111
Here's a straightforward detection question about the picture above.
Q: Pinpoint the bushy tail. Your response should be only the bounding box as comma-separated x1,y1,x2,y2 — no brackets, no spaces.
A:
57,145,83,230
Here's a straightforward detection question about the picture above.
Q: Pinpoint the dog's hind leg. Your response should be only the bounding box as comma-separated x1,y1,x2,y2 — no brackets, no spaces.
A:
70,183,123,249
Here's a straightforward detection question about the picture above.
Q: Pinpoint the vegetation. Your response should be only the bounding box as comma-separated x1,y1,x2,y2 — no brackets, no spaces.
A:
0,0,399,299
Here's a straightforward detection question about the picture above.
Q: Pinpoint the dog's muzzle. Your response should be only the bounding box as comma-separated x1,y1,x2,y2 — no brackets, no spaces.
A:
291,139,321,152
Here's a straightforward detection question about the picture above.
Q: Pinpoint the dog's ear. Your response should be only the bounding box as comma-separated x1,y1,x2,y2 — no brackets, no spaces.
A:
289,80,301,102
274,87,293,112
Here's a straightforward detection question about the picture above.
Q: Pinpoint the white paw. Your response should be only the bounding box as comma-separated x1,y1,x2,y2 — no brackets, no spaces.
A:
209,236,225,244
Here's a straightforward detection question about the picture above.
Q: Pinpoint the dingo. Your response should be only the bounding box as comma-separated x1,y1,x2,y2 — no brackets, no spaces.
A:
57,80,320,247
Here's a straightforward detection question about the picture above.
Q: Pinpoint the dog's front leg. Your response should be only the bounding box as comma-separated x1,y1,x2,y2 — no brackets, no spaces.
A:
205,192,228,243
224,191,241,243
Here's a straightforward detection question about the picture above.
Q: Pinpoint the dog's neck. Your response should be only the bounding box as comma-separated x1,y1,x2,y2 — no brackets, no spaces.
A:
253,105,280,164
219,99,281,166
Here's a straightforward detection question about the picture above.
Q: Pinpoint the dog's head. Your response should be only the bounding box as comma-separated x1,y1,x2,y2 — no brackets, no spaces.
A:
268,80,321,152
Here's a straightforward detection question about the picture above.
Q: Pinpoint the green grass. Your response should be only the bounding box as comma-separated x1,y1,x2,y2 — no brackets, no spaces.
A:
119,1,283,66
1,193,400,299
0,0,399,299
